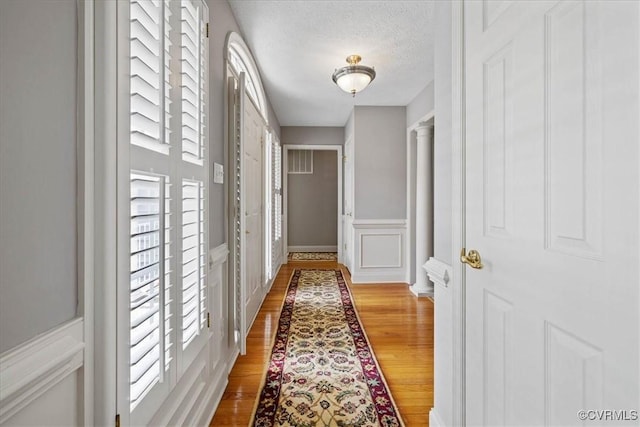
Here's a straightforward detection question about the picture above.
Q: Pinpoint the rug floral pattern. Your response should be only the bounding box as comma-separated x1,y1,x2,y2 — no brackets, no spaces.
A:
288,252,338,261
252,269,404,427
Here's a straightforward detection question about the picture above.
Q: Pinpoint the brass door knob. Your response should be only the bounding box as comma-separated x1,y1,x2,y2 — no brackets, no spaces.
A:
460,248,483,269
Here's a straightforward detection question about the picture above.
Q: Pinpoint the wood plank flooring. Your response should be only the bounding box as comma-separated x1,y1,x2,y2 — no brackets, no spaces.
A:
209,261,434,426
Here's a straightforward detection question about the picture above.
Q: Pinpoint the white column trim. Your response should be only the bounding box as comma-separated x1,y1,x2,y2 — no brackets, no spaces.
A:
410,122,435,297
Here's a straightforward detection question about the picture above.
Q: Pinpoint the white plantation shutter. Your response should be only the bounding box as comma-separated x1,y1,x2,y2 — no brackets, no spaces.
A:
129,173,172,410
274,142,282,241
181,1,203,163
181,180,206,348
120,0,209,423
130,0,167,153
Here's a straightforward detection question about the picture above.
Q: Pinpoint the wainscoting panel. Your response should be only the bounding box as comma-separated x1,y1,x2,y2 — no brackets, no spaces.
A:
350,220,407,283
0,318,84,426
148,243,230,427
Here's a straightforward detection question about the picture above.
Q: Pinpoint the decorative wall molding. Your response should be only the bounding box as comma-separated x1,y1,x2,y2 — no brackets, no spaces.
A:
424,257,452,289
0,318,84,424
210,243,230,268
350,219,407,284
149,360,206,426
288,245,337,253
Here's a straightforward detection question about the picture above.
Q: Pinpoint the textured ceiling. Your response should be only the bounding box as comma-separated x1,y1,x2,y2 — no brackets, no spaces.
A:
228,0,435,127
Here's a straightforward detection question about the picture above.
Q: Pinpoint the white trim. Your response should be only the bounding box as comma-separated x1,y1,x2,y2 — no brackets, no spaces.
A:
0,319,84,424
224,32,268,124
450,1,466,425
429,408,447,427
288,245,337,253
77,0,95,424
283,144,344,268
424,257,452,289
352,219,406,227
93,0,118,423
210,243,230,267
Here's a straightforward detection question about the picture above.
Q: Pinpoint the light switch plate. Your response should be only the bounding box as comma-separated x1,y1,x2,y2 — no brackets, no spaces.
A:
213,162,224,184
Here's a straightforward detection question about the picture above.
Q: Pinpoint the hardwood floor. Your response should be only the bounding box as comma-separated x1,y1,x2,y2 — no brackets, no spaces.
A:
209,261,434,426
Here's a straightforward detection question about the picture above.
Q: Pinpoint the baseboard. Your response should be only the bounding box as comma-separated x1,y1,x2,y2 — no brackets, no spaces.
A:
192,364,228,427
288,245,337,253
429,408,446,427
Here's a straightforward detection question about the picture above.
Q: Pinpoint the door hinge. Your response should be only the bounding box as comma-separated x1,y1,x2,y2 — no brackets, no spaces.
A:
206,23,209,38
207,312,211,328
115,414,120,427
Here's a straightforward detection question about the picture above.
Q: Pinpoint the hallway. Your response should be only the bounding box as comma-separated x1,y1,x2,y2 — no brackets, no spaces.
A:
210,261,434,426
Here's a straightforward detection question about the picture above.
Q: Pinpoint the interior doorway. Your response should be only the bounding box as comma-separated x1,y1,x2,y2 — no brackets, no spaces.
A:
282,145,343,264
406,115,435,290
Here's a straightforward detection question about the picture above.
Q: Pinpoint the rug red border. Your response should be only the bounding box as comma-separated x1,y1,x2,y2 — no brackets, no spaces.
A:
250,269,405,426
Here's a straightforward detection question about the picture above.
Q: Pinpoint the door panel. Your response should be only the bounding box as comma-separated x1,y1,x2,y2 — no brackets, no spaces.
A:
243,92,264,332
464,1,639,425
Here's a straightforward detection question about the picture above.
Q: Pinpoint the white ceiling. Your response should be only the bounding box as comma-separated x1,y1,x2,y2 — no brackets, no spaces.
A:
227,0,435,127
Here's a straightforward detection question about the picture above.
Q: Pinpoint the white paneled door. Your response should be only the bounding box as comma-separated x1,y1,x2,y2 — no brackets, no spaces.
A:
464,1,639,425
242,89,265,339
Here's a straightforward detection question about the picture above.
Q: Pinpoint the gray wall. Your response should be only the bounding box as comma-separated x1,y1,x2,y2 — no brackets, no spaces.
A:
281,126,344,146
0,0,78,353
434,2,453,265
353,106,407,219
207,0,281,247
406,82,435,127
287,150,338,247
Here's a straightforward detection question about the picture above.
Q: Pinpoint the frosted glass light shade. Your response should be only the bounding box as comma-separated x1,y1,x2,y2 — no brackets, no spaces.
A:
331,55,376,96
335,72,373,94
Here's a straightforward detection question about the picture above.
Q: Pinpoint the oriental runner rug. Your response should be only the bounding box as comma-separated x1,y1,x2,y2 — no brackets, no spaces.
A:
250,269,405,427
288,252,338,261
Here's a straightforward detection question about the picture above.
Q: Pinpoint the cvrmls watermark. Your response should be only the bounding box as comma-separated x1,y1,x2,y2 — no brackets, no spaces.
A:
577,410,638,422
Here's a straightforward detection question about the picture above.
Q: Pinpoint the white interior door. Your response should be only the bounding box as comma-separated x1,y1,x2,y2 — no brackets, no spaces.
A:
343,137,354,272
242,90,265,335
464,1,639,425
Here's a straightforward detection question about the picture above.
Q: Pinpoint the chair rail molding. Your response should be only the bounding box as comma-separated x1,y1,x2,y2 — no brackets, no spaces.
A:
0,319,84,425
424,257,451,289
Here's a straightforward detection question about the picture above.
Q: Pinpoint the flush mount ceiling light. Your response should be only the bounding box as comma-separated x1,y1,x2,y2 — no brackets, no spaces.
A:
332,54,376,97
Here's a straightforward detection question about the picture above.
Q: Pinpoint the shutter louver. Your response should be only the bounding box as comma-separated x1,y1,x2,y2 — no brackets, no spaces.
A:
130,0,168,153
181,180,205,349
275,143,282,240
164,0,172,148
129,173,171,410
181,1,203,163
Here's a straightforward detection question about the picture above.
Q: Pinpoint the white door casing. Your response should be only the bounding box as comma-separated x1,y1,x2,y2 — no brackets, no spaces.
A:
464,1,639,426
343,137,354,273
282,144,343,265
